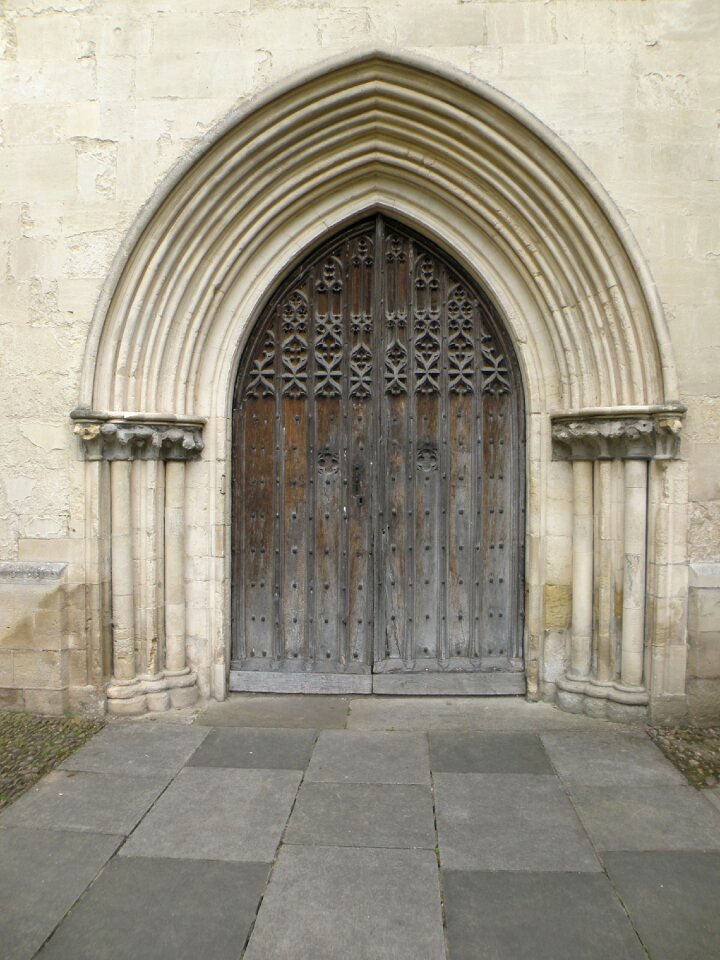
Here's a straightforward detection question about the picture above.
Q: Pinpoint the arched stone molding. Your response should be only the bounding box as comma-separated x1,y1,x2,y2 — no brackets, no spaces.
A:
74,51,686,718
81,51,676,415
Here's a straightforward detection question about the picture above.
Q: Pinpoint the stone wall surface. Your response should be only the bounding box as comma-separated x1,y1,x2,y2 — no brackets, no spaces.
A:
0,0,718,717
688,564,720,722
0,562,91,714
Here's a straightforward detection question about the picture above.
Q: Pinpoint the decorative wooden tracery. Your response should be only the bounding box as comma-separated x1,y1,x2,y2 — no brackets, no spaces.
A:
232,216,525,693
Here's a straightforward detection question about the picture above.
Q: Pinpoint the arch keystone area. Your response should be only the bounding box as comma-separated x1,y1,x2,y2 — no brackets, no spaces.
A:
74,51,686,718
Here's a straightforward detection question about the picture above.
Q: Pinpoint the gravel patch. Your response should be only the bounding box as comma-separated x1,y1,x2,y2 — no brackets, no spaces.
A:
0,712,104,811
648,726,720,790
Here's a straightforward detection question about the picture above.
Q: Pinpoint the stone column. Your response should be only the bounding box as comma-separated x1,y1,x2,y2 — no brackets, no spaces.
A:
73,411,205,714
165,460,186,674
646,456,689,721
132,459,163,677
569,460,593,679
621,459,648,688
552,405,684,720
110,460,136,682
594,460,613,684
84,457,111,687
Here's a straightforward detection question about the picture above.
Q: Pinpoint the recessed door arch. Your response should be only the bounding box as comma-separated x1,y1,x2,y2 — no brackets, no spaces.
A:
231,215,525,694
77,53,684,716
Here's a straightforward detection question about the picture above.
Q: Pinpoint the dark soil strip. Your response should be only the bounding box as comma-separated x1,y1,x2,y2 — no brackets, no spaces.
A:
648,725,720,789
0,711,104,810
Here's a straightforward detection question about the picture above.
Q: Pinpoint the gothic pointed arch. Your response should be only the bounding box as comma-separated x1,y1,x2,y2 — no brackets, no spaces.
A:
80,50,677,419
74,51,686,716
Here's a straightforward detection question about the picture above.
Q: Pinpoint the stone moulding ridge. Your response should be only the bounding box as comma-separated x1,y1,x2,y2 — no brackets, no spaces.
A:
71,409,206,461
688,563,720,589
556,673,650,722
551,403,685,461
79,51,677,415
106,667,199,715
0,561,68,582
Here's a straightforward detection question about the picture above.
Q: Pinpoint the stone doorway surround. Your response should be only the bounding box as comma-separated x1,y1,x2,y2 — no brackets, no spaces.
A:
71,51,686,720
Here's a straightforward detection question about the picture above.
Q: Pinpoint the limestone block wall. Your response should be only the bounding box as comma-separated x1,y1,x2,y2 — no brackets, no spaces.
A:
0,0,718,718
688,565,720,723
0,562,99,714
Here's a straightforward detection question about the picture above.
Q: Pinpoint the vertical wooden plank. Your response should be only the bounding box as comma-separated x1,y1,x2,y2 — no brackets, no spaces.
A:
482,304,525,664
241,396,275,661
279,281,311,663
281,399,307,662
347,227,375,669
446,278,475,662
478,393,498,659
372,217,386,668
412,245,442,662
507,385,525,661
380,225,411,665
272,333,282,663
234,308,278,665
313,408,342,663
492,392,513,660
313,250,345,667
477,316,514,664
281,397,308,662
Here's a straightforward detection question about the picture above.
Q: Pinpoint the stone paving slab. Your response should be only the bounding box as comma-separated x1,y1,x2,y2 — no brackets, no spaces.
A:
570,784,720,851
442,869,646,960
60,723,209,778
541,730,686,786
305,730,431,784
435,773,600,872
284,782,436,849
197,694,352,728
244,845,446,960
36,857,269,960
0,770,168,837
0,826,120,960
3,704,716,960
346,697,603,731
187,726,316,770
603,851,720,960
430,732,554,774
120,766,301,862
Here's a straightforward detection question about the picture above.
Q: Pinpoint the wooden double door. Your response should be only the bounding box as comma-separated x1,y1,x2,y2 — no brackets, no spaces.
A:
231,216,525,694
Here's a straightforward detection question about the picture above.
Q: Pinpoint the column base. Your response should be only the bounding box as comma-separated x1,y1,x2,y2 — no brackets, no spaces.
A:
555,673,648,722
106,668,199,716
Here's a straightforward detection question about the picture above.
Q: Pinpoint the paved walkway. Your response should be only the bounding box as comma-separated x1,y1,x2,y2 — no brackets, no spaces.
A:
2,696,720,959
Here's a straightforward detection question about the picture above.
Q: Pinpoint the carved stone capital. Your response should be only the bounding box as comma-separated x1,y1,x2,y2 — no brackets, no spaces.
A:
71,410,205,462
551,405,684,461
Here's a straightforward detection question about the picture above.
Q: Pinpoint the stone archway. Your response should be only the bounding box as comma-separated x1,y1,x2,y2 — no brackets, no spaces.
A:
73,51,686,719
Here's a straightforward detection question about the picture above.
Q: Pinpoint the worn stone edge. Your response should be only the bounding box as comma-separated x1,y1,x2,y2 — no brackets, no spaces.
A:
0,561,68,583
